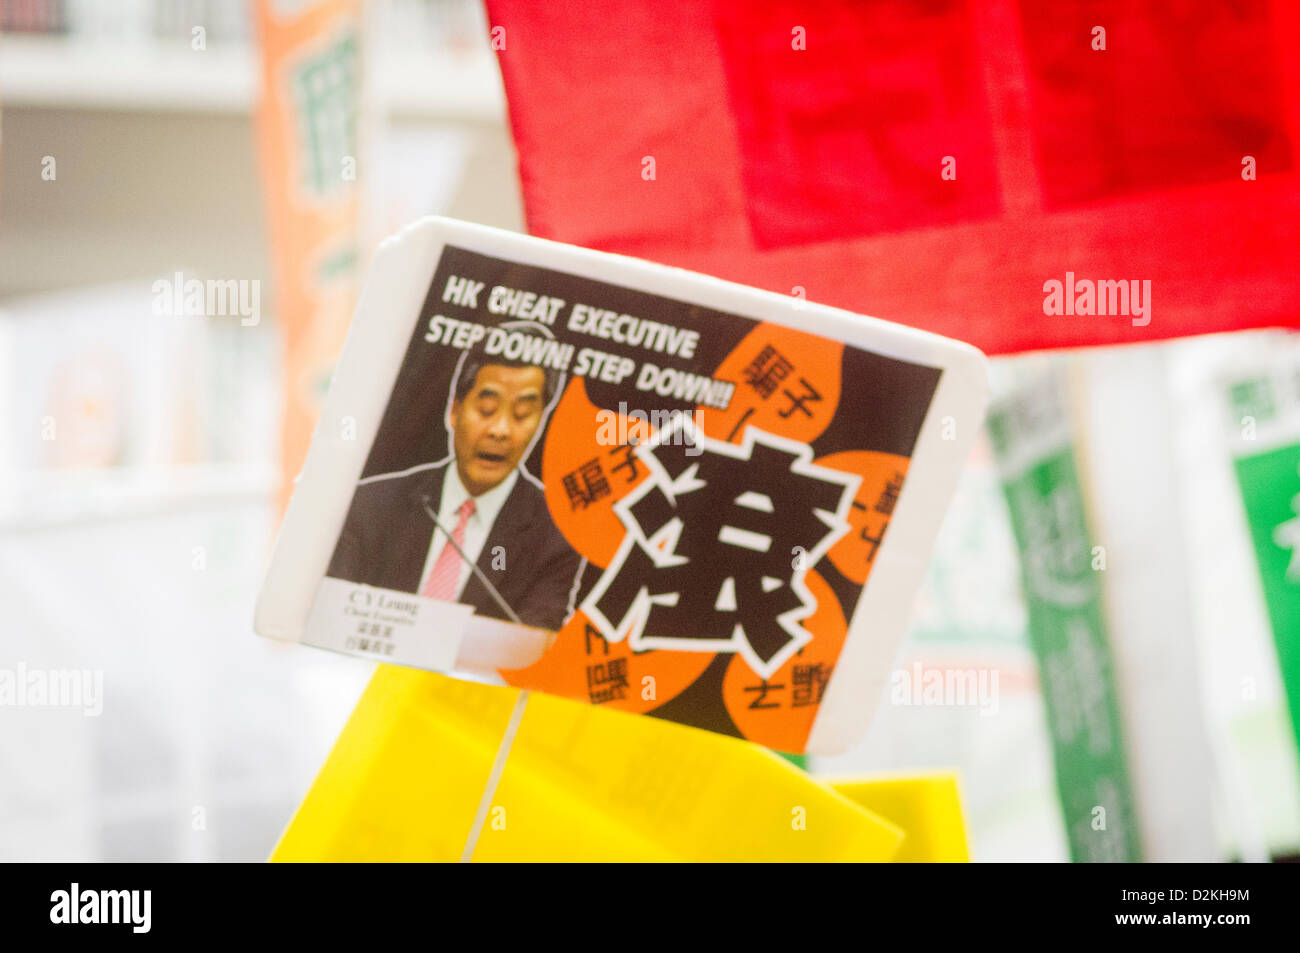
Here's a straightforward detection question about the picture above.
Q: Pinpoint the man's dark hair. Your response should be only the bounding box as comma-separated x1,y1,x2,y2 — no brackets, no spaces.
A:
453,322,562,406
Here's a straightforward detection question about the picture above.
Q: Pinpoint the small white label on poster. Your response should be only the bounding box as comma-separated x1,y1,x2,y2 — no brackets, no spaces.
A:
304,577,473,672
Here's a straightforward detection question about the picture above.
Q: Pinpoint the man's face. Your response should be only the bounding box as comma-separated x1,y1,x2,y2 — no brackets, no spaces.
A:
450,364,547,496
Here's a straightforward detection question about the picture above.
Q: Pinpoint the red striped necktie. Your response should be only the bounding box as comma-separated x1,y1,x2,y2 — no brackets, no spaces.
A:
421,497,476,600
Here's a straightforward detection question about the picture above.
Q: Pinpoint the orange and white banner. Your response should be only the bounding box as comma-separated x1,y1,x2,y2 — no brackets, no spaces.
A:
253,0,363,513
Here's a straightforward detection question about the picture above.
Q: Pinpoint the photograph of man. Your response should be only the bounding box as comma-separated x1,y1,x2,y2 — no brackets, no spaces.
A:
327,321,583,632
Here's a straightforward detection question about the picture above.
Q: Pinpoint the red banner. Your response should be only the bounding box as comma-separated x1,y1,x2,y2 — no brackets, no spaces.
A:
485,0,1300,354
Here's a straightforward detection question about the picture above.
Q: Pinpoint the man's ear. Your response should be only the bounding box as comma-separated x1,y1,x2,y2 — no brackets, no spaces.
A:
448,397,461,432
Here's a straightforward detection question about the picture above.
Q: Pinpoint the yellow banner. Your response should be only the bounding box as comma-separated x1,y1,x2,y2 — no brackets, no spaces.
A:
272,665,970,861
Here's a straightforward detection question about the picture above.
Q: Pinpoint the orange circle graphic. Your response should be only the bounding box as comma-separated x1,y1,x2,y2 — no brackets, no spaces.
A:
696,321,842,445
721,569,847,752
816,449,912,586
542,377,654,568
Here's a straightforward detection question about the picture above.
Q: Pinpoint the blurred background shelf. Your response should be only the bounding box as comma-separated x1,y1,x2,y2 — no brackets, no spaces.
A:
0,33,504,119
0,462,280,530
0,34,256,113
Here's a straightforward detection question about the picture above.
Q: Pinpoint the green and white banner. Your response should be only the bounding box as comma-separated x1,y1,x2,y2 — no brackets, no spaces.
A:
1226,368,1300,766
988,371,1141,862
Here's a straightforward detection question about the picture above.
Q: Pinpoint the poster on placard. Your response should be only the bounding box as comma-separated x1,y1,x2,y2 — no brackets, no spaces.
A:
256,218,986,755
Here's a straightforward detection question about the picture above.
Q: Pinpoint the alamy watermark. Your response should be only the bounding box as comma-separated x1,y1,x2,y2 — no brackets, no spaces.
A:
1043,272,1151,327
595,402,705,456
0,662,103,716
889,662,1000,717
50,883,150,933
152,271,260,326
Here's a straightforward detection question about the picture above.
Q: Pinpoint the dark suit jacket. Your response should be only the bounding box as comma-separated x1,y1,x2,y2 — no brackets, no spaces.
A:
326,460,583,632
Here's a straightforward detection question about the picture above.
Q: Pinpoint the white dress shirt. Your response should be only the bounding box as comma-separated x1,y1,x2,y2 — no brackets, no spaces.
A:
419,462,519,599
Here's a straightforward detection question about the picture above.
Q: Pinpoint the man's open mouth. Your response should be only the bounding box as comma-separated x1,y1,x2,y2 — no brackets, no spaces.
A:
476,451,508,465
